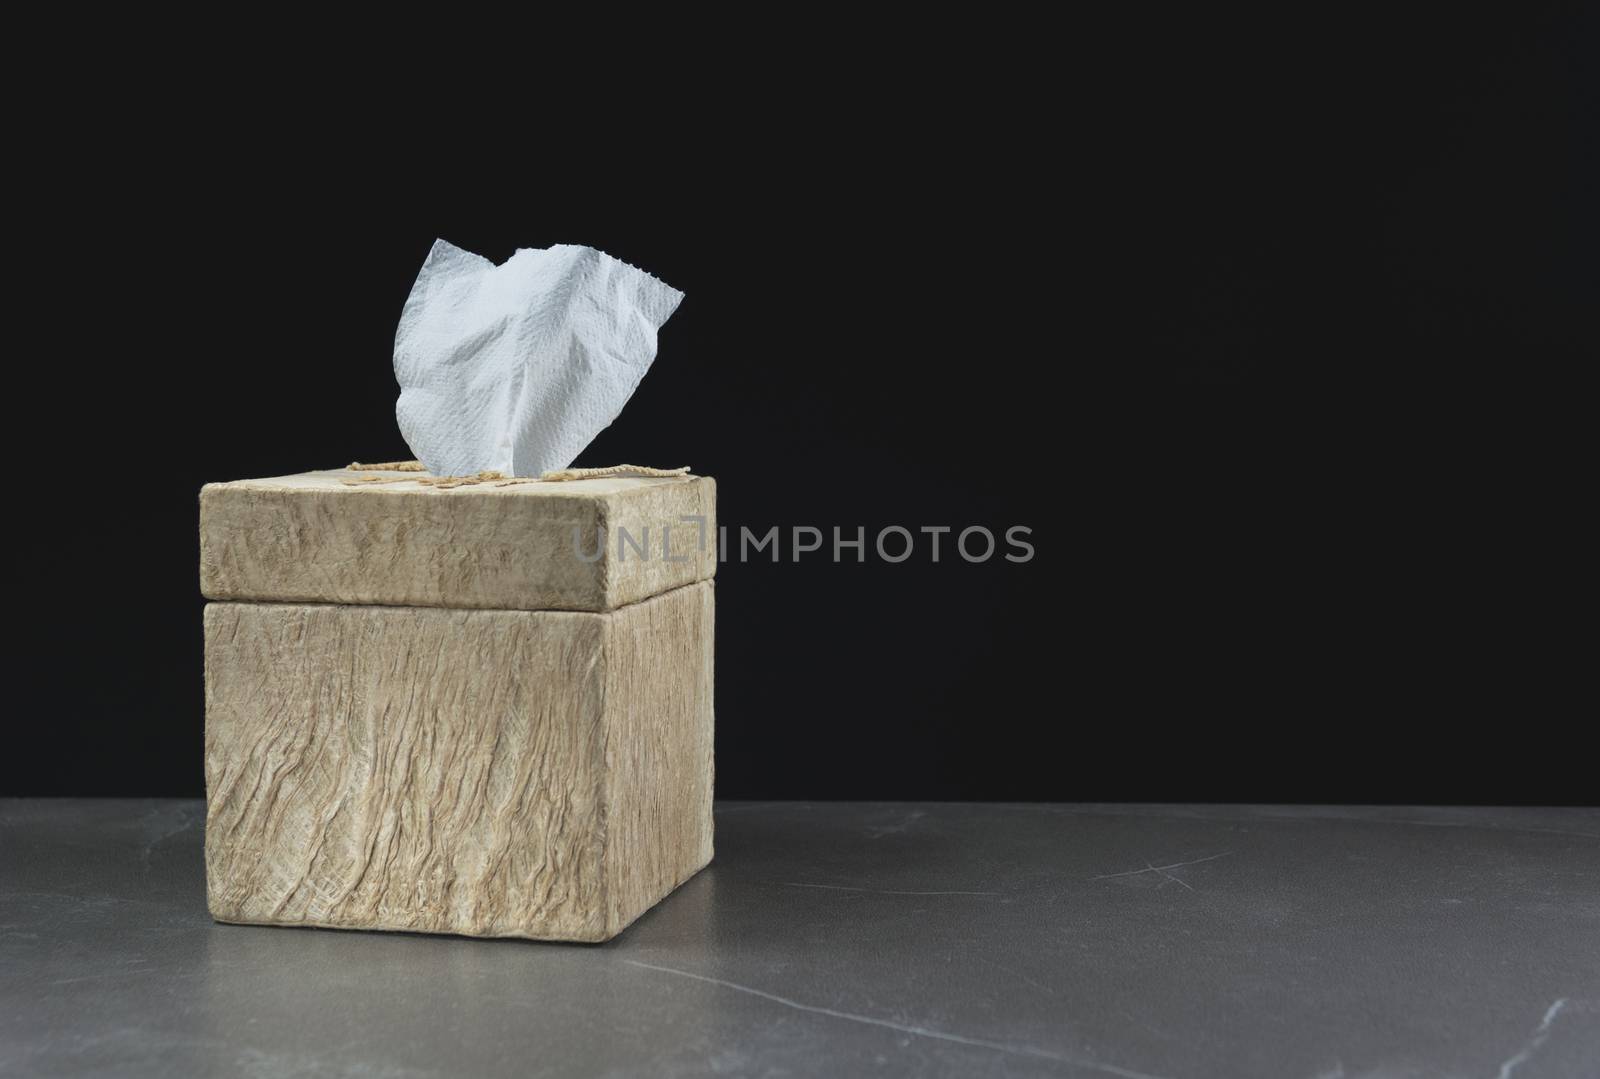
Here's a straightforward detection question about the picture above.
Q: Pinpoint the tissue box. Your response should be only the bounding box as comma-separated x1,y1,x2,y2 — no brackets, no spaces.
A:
199,468,716,942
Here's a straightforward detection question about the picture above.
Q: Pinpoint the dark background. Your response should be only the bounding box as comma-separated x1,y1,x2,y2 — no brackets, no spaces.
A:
11,12,1593,803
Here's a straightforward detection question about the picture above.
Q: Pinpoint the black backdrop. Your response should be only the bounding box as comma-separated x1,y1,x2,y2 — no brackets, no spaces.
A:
11,12,1592,803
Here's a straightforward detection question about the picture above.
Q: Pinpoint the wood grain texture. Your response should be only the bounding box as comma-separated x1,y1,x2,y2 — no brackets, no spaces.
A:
602,579,717,930
203,582,714,942
199,471,716,612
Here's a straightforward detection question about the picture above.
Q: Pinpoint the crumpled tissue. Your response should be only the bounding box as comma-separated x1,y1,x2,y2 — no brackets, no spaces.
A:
394,239,684,477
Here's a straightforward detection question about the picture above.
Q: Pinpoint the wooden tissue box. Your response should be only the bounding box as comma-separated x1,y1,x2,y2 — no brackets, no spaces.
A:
199,468,716,942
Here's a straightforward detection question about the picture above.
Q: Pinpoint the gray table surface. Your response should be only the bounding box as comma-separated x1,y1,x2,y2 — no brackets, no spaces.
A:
1,800,1597,1078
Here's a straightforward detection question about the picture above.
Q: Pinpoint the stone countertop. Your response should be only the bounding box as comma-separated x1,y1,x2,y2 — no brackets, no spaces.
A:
2,800,1596,1078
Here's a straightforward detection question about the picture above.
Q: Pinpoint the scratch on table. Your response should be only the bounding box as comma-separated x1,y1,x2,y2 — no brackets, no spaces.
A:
623,960,1171,1079
977,956,1057,997
140,805,201,871
1494,998,1568,1079
1144,863,1194,891
50,967,156,987
1091,851,1232,885
783,883,999,897
866,810,927,838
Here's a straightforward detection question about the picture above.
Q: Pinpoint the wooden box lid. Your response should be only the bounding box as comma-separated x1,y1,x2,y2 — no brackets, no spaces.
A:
200,467,715,613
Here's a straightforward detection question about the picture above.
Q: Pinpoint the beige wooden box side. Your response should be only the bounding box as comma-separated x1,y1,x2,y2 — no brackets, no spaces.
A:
602,477,717,609
601,580,716,934
199,472,716,613
203,582,715,943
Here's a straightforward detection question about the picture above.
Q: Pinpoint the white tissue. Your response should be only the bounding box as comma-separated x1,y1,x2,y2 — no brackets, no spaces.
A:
393,239,684,477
